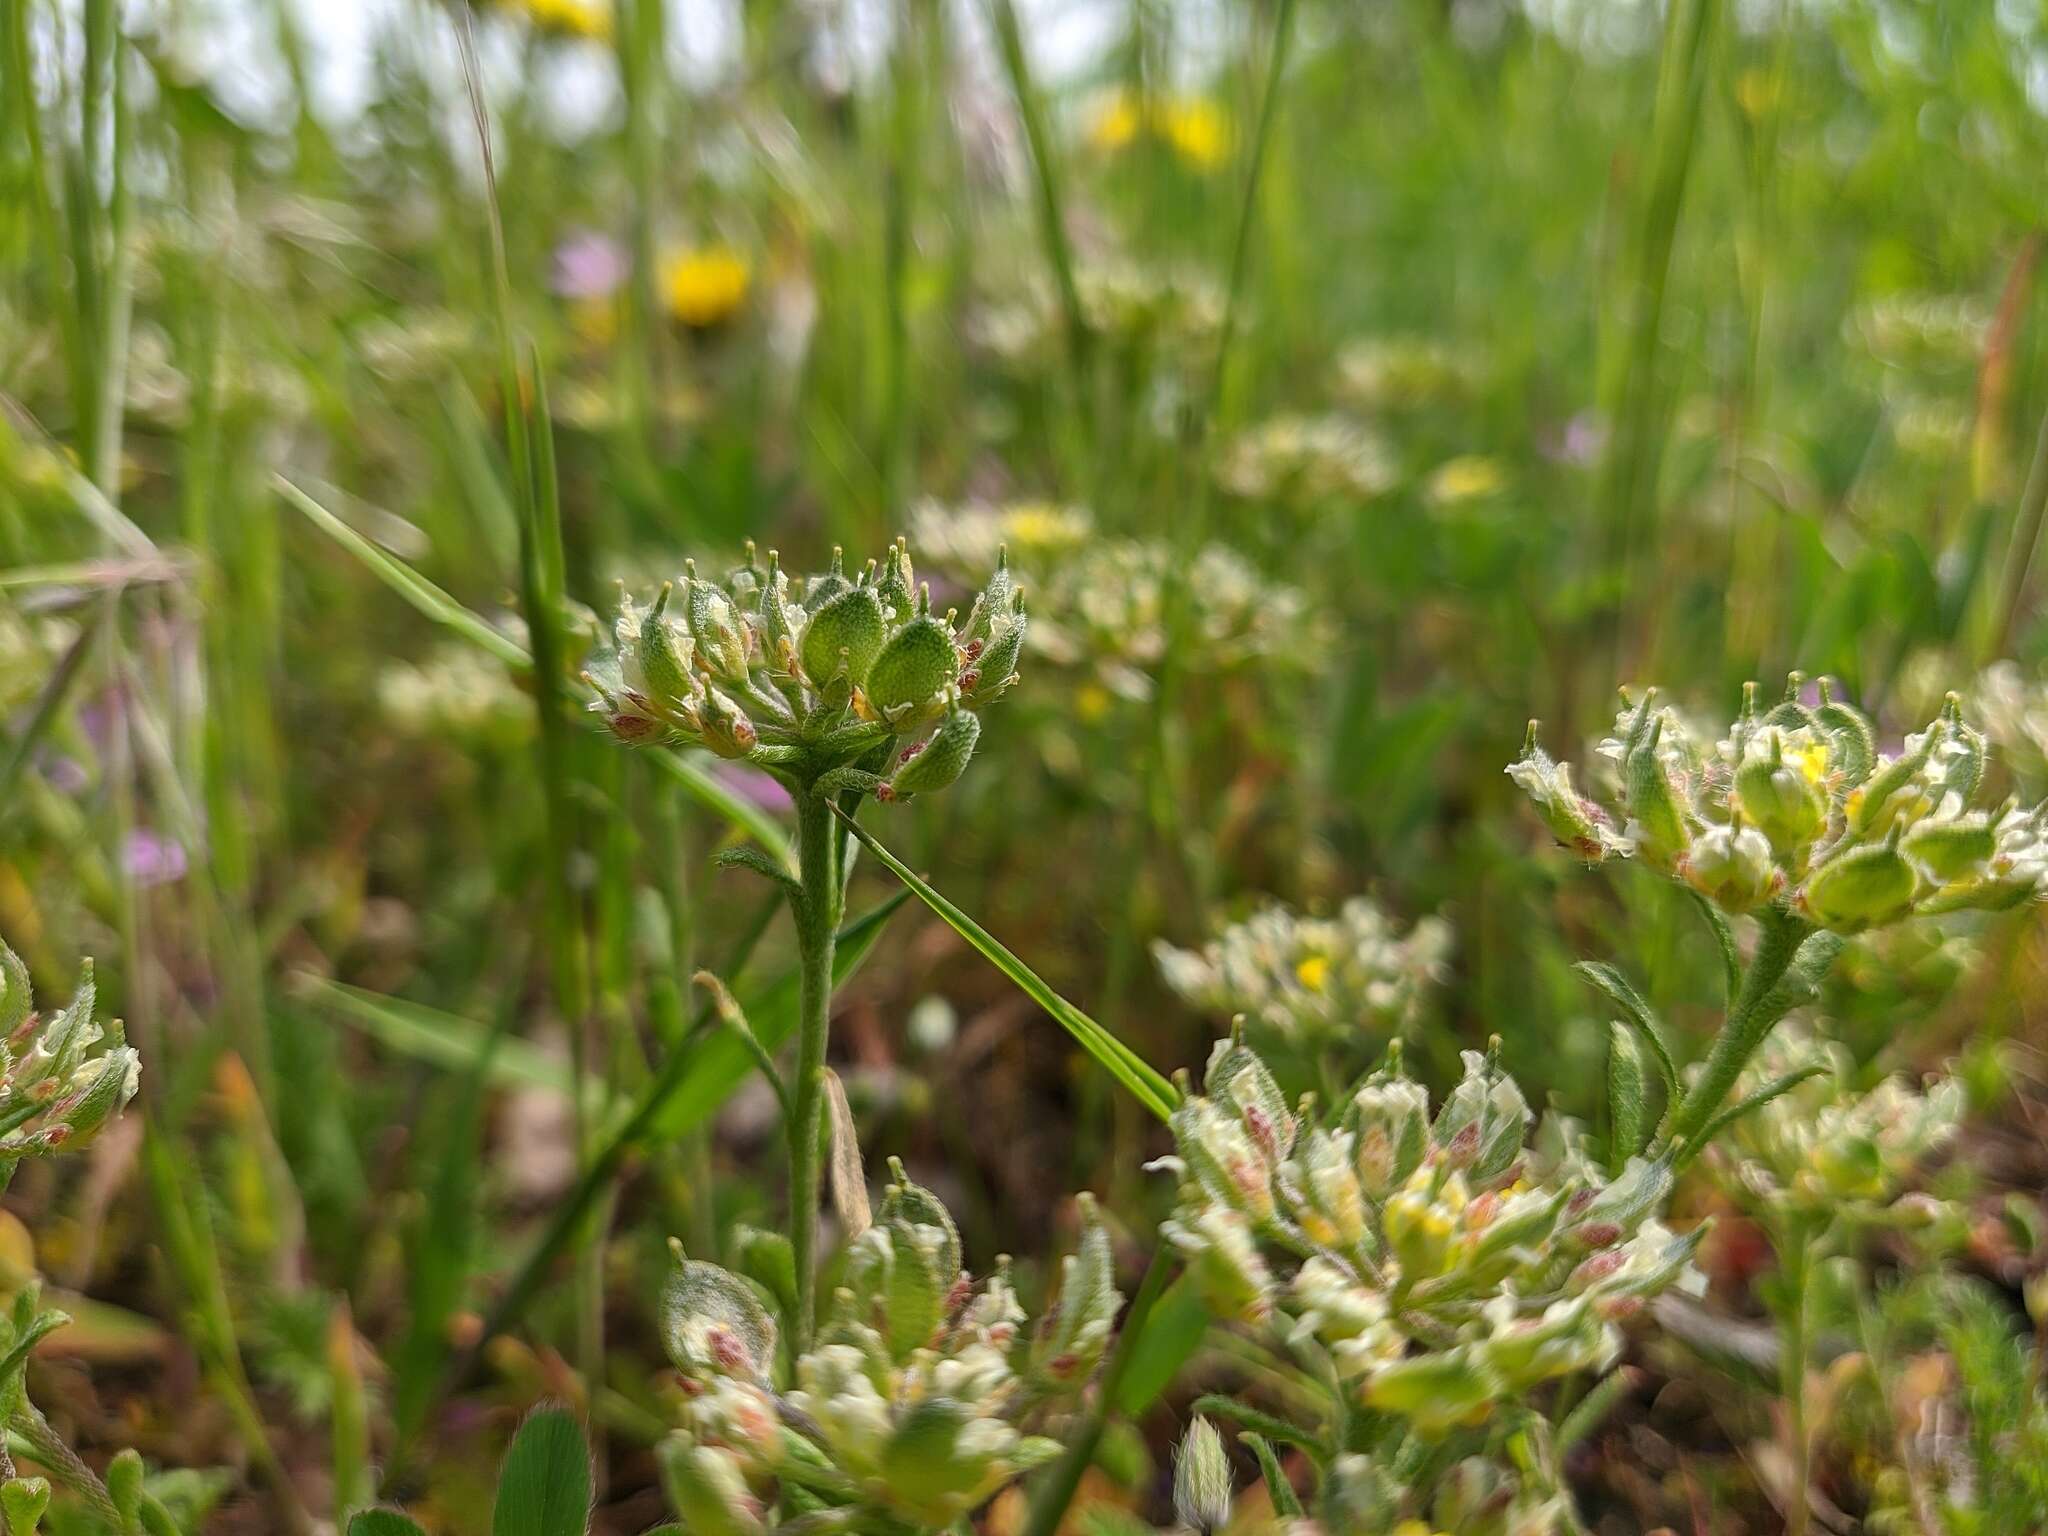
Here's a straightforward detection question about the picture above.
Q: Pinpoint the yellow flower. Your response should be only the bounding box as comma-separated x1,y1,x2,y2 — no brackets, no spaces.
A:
1074,683,1113,724
1086,89,1144,154
1084,89,1231,173
1426,454,1508,504
1392,1523,1449,1536
660,247,750,329
504,0,612,40
1294,954,1330,992
1158,97,1230,171
1784,739,1831,787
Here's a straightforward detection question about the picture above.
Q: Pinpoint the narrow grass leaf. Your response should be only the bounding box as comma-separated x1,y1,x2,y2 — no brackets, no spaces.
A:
835,812,1178,1123
349,1514,428,1536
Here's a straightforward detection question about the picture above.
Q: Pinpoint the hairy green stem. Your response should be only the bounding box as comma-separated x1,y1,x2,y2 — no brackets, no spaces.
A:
1780,1223,1816,1536
789,792,843,1354
1666,909,1811,1150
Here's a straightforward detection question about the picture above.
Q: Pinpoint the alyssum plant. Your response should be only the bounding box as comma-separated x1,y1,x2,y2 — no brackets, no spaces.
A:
1511,676,2046,1536
0,940,162,1536
588,542,1123,1531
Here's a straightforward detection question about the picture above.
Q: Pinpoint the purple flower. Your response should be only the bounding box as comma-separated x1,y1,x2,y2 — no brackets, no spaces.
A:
1541,410,1609,468
551,230,627,300
714,764,793,814
123,829,188,889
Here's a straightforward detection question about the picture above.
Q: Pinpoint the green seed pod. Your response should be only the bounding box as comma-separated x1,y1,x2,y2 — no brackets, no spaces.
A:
962,548,1016,649
1172,1096,1275,1222
637,601,698,710
1798,837,1922,933
55,1046,139,1148
658,1440,767,1536
1851,720,1944,835
695,688,758,761
1172,1418,1234,1536
884,707,980,800
805,547,853,608
1432,1050,1530,1183
866,607,956,715
1815,680,1876,790
1031,1194,1121,1388
1903,815,1996,883
962,604,1026,703
1679,820,1779,914
1736,732,1827,859
1383,1179,1457,1282
757,551,804,671
874,537,916,620
801,584,887,688
0,939,32,1037
1570,1155,1672,1246
684,571,751,684
1204,1033,1297,1163
1623,719,1690,872
1293,1127,1368,1249
882,1218,954,1362
1935,695,1986,805
877,1157,962,1281
1351,1076,1430,1196
660,1243,779,1383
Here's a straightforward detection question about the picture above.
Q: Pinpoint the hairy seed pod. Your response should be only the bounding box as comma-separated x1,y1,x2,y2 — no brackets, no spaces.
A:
887,708,980,799
867,610,956,715
801,585,887,689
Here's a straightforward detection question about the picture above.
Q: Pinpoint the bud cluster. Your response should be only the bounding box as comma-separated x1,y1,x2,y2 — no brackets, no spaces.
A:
1334,334,1481,413
587,541,1022,802
973,258,1224,368
909,501,1314,698
1217,413,1399,503
657,1165,1120,1532
0,942,139,1168
378,640,532,750
1509,679,2048,932
1153,896,1451,1054
1704,1026,1962,1220
1152,1033,1700,1443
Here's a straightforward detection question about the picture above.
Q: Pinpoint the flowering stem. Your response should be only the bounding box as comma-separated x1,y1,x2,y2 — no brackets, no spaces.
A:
788,790,844,1355
1666,908,1814,1153
1780,1222,1818,1536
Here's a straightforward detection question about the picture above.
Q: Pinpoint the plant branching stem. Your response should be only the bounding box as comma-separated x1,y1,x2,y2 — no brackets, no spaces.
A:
788,792,843,1355
1666,909,1812,1151
1781,1222,1817,1536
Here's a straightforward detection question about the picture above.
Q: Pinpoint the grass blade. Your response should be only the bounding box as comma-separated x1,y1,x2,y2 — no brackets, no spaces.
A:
833,810,1178,1123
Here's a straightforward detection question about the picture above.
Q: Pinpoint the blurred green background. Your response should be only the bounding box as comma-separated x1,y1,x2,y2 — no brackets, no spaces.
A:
5,0,2048,1528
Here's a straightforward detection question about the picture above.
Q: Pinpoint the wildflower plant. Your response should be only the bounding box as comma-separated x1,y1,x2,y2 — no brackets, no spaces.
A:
1153,896,1450,1075
1509,673,2038,1536
1146,1028,1702,1532
653,1165,1121,1533
589,539,1024,1357
0,940,165,1533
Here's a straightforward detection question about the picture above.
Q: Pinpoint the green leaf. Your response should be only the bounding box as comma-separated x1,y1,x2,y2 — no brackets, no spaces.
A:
713,843,802,895
1683,1064,1830,1165
349,1512,429,1536
1608,1021,1648,1173
1113,1273,1210,1416
648,749,796,873
1574,961,1678,1105
492,1405,591,1536
303,979,588,1103
1239,1431,1304,1518
835,812,1178,1123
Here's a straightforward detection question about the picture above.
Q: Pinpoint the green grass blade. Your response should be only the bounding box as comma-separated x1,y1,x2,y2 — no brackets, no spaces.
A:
834,811,1178,1123
275,477,529,668
304,978,586,1103
349,1515,428,1536
646,750,796,873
